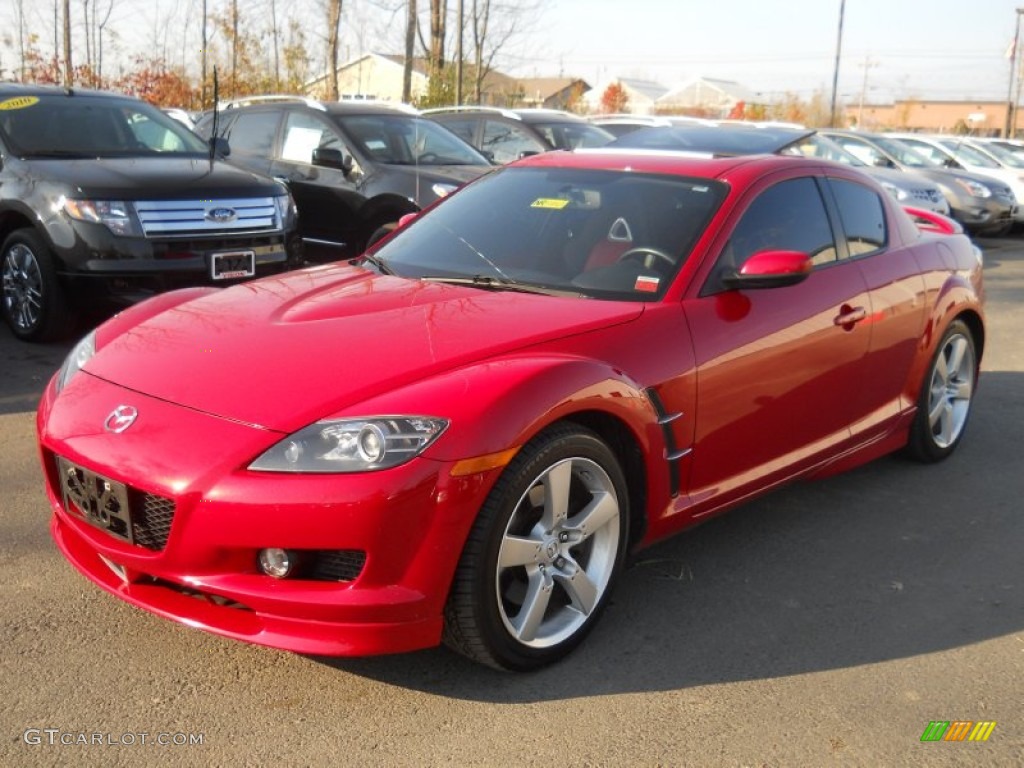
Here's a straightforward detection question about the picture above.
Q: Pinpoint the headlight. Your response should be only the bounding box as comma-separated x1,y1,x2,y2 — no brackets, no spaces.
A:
879,181,908,201
55,330,97,394
249,416,448,473
274,192,297,228
953,178,992,199
63,199,143,237
432,182,458,198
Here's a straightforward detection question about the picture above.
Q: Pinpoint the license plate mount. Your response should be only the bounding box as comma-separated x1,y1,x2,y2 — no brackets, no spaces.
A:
57,457,134,544
211,250,256,280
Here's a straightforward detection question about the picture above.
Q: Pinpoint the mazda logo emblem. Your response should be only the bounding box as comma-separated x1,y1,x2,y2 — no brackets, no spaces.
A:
206,207,237,223
104,405,138,433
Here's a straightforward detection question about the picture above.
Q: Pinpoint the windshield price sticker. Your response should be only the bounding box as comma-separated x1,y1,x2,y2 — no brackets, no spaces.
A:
531,198,571,210
0,96,39,111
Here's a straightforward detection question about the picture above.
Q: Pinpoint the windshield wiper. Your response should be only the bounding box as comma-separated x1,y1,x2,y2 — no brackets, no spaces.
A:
419,274,583,297
357,252,394,275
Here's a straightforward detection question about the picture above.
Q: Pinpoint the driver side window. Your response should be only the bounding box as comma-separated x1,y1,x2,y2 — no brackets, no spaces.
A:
723,177,836,272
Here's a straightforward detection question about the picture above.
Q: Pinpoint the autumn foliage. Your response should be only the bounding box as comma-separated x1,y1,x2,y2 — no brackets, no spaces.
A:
600,82,629,113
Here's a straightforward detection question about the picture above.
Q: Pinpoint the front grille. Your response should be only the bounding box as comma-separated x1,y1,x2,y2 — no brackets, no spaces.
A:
135,198,279,237
910,188,943,204
306,550,367,582
131,492,176,550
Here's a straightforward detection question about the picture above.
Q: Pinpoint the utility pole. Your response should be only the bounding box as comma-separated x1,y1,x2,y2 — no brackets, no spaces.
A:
62,0,72,85
829,0,846,128
1007,8,1024,137
856,56,878,128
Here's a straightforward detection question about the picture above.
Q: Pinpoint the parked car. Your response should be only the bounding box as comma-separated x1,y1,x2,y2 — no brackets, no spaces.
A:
886,133,1024,225
588,114,712,137
822,130,1017,235
0,84,300,342
194,96,493,262
40,148,984,670
424,107,614,163
607,123,950,215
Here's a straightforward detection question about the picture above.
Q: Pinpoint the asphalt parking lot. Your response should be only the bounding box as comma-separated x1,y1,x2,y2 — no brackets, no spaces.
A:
1,237,1022,767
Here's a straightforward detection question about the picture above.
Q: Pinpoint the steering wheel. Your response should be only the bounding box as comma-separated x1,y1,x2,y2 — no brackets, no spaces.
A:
617,246,675,271
417,152,440,163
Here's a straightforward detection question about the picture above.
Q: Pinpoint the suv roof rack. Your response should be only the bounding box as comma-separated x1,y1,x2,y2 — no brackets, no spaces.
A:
421,106,522,120
220,95,327,111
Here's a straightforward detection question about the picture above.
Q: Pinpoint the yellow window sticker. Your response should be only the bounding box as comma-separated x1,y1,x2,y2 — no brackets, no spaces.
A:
0,96,40,111
531,198,570,210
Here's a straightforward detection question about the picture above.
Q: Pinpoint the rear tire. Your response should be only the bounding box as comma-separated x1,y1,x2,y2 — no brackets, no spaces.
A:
905,319,977,462
1,229,75,342
443,423,629,671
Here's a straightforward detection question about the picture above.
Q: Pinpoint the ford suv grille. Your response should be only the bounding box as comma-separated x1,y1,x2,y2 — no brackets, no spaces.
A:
135,198,279,237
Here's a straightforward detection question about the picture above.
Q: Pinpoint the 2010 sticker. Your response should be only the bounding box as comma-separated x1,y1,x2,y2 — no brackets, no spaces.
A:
531,198,570,209
0,96,40,111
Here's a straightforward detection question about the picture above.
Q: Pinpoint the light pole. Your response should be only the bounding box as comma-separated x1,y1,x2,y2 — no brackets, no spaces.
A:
1006,8,1024,137
829,0,847,128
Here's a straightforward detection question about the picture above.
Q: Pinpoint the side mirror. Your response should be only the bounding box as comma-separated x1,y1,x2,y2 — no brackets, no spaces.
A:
209,137,230,158
312,147,354,174
943,157,961,170
872,155,893,168
723,249,813,290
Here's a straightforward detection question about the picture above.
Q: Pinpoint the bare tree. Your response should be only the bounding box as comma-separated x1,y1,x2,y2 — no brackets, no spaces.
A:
62,0,72,84
402,0,417,102
429,0,446,74
469,0,541,104
326,0,343,100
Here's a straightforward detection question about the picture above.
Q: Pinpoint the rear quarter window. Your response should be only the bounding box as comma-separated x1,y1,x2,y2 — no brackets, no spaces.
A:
828,178,887,256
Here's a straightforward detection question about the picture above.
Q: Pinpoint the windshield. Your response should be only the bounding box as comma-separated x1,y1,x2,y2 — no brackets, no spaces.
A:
336,114,490,166
780,134,864,165
936,139,1002,169
372,166,725,301
871,136,933,167
975,140,1024,168
0,93,209,158
531,121,615,150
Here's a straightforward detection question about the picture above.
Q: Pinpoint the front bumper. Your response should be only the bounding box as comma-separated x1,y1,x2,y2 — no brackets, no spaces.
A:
38,373,493,656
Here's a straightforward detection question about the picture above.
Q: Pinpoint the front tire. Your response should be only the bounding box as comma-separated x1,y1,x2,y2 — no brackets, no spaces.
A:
906,319,978,462
444,423,629,671
1,229,75,342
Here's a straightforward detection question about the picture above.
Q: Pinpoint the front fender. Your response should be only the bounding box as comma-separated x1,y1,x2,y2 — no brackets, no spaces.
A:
347,353,660,464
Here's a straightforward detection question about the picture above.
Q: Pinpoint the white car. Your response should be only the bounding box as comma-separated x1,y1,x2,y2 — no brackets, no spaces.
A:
888,133,1024,222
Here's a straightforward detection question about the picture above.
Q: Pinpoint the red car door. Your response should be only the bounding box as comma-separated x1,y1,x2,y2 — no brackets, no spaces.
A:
681,174,872,512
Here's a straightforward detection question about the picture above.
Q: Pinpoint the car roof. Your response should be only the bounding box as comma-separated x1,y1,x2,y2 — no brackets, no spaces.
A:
217,95,420,117
425,106,589,124
608,124,817,156
512,145,820,181
0,83,136,102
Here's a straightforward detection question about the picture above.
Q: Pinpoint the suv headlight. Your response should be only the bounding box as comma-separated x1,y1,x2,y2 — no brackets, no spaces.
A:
63,199,143,237
879,181,908,201
953,178,992,199
275,192,297,228
249,416,448,473
55,330,97,394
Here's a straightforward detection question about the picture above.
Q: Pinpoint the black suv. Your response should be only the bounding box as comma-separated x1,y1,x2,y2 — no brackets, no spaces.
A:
424,107,614,164
0,84,300,342
194,97,493,262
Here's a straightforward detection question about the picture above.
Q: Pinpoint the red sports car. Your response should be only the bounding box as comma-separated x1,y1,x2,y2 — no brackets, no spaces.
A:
38,150,984,671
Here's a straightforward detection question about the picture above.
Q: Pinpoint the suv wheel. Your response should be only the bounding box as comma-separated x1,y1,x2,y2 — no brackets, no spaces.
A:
1,229,75,342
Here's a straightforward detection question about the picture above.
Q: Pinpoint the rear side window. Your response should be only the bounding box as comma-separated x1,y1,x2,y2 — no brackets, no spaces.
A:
482,119,545,164
438,117,477,144
226,111,280,155
828,178,887,256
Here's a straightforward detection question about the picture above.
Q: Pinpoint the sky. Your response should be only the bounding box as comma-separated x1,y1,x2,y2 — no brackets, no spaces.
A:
4,0,1022,105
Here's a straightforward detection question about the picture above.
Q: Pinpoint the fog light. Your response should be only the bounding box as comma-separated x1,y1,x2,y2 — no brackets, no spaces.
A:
258,548,296,578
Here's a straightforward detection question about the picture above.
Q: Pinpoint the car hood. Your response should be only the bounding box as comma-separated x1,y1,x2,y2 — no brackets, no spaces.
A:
85,263,644,432
22,156,284,198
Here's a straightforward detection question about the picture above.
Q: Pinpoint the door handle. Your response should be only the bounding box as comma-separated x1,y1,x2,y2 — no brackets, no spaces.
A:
833,305,867,330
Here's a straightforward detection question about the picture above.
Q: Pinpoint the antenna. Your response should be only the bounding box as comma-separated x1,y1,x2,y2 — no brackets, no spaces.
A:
209,67,220,165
